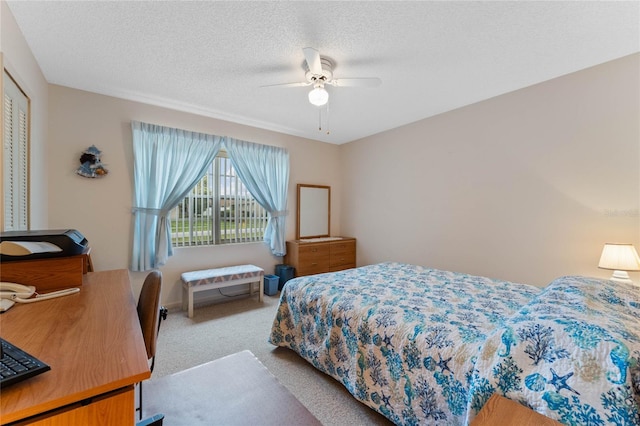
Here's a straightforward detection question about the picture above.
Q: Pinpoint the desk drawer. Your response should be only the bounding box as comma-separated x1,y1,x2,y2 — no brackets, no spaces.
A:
0,255,84,291
24,386,134,426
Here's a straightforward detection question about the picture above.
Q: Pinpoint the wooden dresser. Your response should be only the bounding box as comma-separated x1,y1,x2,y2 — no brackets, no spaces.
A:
285,237,356,277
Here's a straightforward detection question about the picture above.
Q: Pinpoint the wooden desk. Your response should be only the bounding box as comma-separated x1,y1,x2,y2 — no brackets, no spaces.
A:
0,270,150,425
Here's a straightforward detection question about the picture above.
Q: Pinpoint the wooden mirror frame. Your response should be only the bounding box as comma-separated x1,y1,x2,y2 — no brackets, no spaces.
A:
296,184,330,240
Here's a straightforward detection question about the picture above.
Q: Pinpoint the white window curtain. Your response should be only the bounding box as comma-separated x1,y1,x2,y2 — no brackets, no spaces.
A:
131,121,222,271
223,138,289,256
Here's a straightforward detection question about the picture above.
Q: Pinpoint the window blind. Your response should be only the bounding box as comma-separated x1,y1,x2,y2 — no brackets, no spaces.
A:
3,71,29,231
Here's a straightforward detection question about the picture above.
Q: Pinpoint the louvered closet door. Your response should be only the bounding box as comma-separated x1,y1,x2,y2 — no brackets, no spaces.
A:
3,71,29,231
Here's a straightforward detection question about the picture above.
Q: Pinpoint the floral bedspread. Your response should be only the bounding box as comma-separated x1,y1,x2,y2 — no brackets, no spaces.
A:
268,263,640,425
473,275,640,425
269,262,538,424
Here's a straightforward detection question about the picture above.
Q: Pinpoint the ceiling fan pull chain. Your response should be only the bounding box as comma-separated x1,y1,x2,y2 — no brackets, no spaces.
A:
318,108,322,131
325,101,330,135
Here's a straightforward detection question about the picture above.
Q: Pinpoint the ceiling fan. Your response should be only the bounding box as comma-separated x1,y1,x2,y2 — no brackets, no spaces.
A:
263,47,382,107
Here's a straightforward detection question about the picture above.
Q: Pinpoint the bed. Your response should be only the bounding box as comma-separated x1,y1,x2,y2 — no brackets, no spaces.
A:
268,262,640,425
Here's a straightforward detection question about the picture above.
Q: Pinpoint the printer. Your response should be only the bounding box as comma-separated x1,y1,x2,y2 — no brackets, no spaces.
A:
0,229,89,261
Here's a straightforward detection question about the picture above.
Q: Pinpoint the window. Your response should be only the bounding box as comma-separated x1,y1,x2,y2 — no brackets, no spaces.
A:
132,121,288,270
170,152,268,247
3,71,29,231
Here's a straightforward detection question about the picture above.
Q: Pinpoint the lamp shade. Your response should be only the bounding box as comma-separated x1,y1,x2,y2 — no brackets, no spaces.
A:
598,243,640,271
308,86,328,106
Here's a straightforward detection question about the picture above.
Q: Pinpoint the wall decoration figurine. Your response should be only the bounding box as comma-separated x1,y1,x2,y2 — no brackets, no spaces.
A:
75,145,109,178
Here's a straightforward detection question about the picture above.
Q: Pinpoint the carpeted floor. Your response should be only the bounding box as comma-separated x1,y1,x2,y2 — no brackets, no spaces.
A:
150,292,393,426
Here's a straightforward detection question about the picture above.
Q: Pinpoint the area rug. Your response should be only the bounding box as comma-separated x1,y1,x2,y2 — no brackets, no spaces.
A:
142,349,321,425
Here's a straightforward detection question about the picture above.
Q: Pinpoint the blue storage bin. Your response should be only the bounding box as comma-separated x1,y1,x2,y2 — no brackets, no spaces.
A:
275,264,295,290
264,274,279,296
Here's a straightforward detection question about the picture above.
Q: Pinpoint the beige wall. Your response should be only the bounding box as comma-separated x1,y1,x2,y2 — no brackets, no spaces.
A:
341,53,640,287
5,0,639,306
47,85,342,306
3,0,342,307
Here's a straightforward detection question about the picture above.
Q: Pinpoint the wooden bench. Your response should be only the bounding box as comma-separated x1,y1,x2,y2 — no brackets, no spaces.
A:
181,265,264,318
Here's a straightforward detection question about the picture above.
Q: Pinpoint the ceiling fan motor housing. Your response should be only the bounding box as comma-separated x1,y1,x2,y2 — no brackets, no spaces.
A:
305,57,334,85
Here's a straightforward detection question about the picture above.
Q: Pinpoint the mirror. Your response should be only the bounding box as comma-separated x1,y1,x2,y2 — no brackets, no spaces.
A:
296,184,330,240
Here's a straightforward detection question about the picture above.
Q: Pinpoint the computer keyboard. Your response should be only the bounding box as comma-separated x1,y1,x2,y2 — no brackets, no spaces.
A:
0,337,50,388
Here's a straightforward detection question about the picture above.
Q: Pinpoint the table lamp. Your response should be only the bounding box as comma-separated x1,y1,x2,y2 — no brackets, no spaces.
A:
598,243,640,284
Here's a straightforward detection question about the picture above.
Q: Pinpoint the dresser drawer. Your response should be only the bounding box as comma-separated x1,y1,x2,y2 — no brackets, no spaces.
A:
330,240,355,268
297,244,330,275
328,264,355,272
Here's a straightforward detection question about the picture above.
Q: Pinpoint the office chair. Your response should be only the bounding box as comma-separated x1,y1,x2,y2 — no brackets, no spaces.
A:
136,413,165,426
136,270,168,419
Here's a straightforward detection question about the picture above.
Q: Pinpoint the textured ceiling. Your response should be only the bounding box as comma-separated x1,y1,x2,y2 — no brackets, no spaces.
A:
7,1,639,144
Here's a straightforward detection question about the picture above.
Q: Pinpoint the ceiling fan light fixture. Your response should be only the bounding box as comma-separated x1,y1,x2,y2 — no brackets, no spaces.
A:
308,85,329,106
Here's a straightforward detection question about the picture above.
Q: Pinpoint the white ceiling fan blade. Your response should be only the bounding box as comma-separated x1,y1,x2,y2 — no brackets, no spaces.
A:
329,78,382,88
303,47,323,76
260,81,311,88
